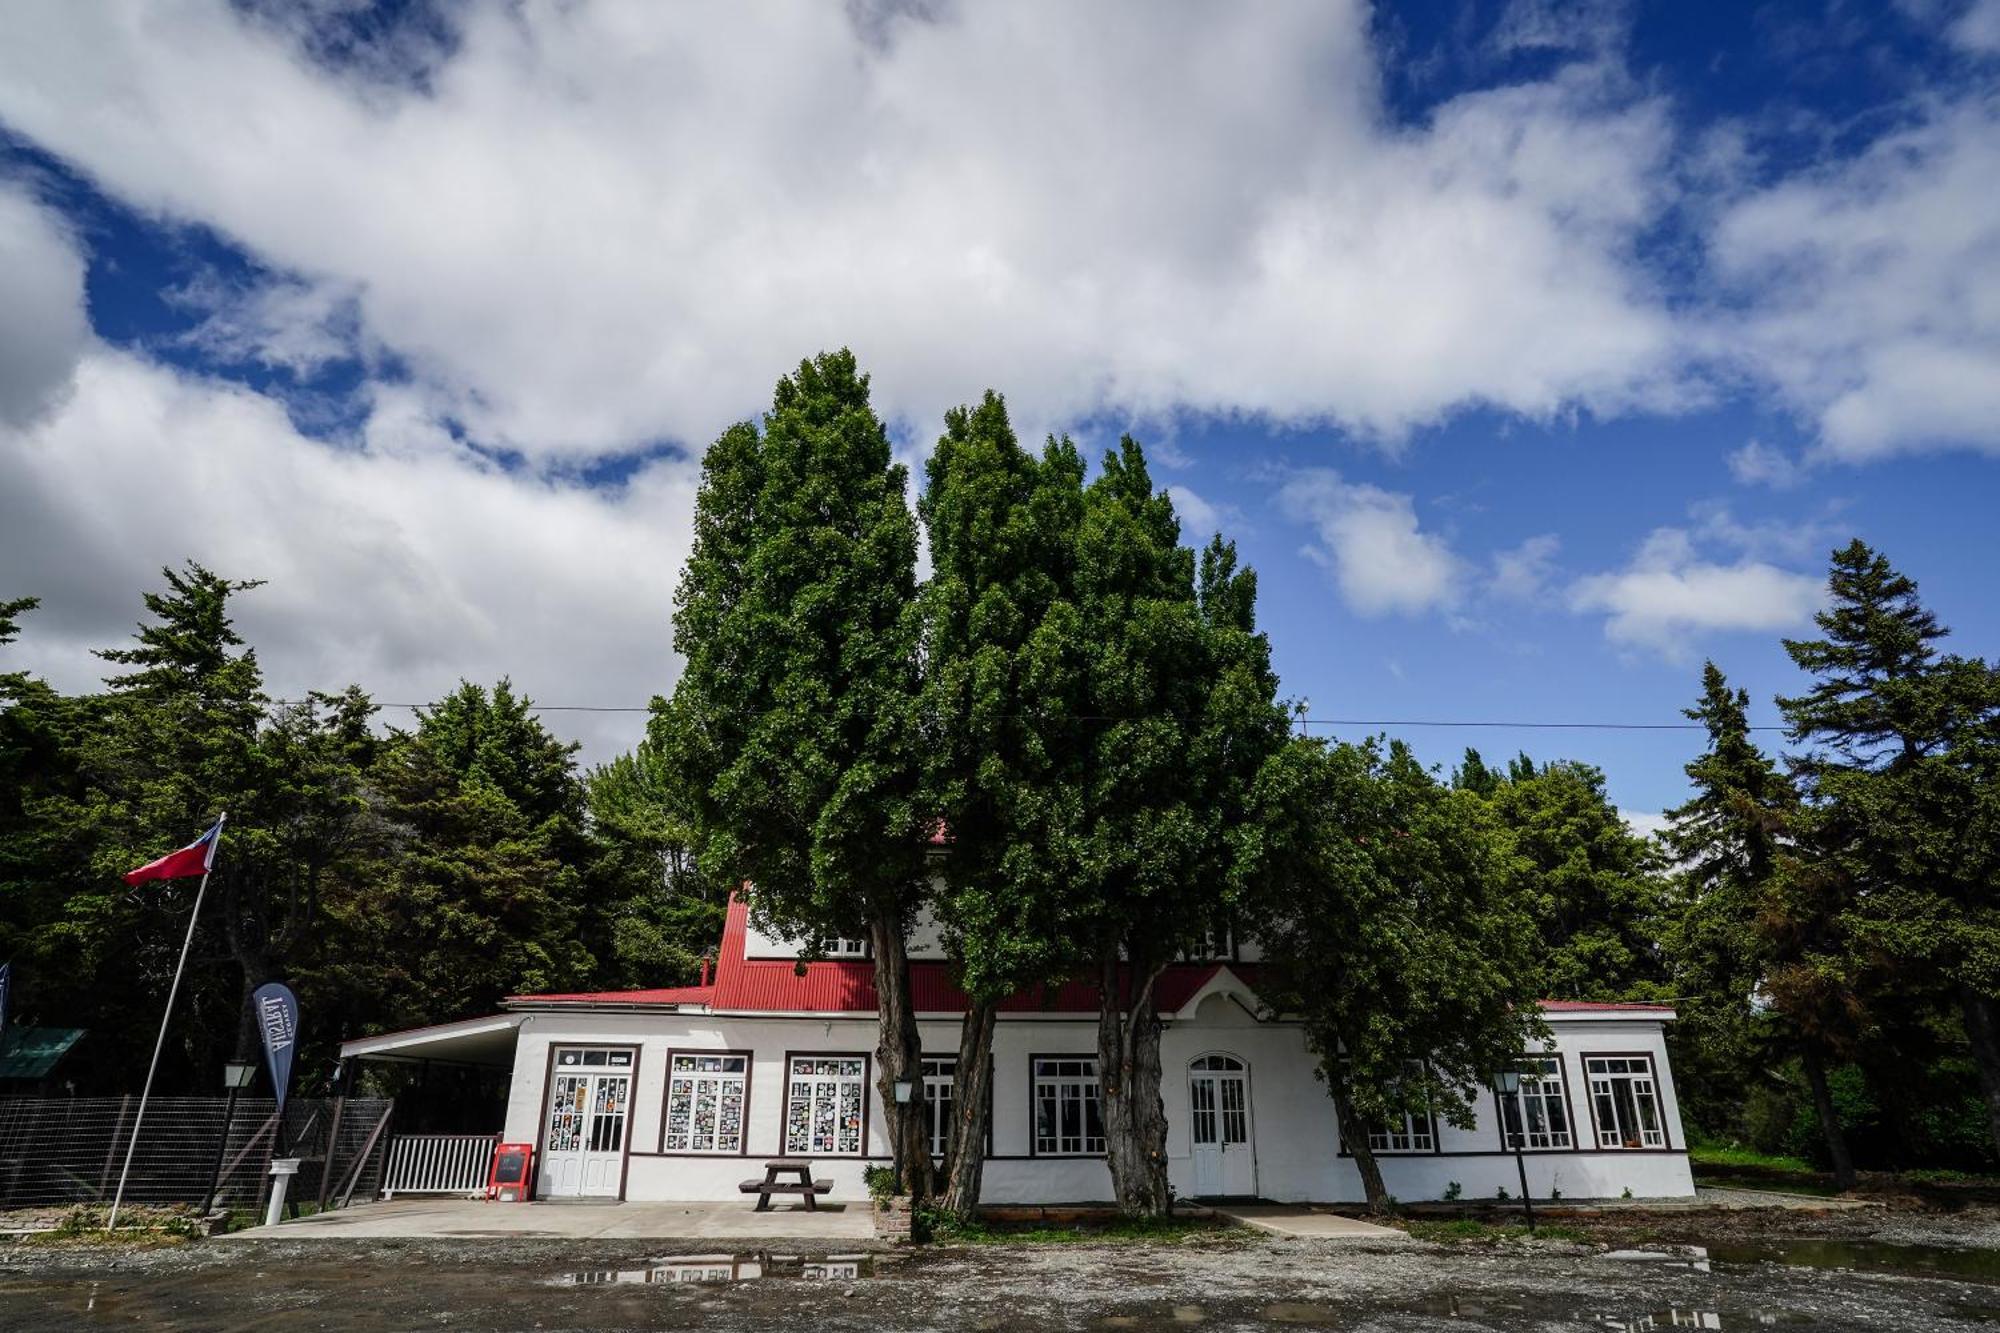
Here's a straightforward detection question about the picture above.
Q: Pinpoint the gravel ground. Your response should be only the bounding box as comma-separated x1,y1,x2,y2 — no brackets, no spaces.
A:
2,1211,1997,1330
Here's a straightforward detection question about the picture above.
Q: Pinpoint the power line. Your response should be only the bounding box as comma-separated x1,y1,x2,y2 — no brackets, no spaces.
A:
270,699,1782,732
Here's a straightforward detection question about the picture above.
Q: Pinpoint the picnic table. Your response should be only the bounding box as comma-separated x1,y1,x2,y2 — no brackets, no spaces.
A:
738,1158,832,1212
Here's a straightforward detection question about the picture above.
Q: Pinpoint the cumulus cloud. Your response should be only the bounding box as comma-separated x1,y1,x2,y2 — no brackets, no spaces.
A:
1951,0,2000,52
1569,527,1825,656
0,181,89,427
1278,470,1465,616
1708,90,2000,460
1166,485,1233,546
1488,533,1562,602
0,1,1685,459
1726,439,1804,489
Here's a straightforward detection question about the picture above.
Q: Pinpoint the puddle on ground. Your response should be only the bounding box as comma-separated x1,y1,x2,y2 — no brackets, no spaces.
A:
551,1251,880,1286
1708,1238,2000,1284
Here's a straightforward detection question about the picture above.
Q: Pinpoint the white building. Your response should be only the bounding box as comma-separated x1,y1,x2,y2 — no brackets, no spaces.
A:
341,894,1695,1205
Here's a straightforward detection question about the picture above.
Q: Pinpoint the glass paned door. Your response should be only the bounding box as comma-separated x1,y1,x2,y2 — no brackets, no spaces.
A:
541,1048,634,1197
1188,1055,1254,1197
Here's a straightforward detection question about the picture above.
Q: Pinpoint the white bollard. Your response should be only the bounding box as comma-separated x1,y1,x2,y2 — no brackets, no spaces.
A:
264,1158,302,1228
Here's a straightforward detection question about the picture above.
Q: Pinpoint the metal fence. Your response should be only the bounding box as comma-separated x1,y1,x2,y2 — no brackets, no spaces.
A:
0,1096,394,1211
382,1134,500,1198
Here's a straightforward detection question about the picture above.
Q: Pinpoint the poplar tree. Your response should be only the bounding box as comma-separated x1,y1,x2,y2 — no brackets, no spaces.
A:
661,351,933,1193
1258,737,1543,1213
1779,540,2000,1159
1070,440,1289,1216
917,393,1093,1215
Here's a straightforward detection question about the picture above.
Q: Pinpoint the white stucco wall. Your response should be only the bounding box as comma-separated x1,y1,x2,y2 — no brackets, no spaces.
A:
502,1005,1694,1205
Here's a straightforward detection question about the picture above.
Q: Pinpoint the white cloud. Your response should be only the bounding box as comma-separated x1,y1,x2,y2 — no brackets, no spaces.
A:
1725,439,1803,490
1488,533,1562,602
1951,0,2000,52
1569,526,1825,656
0,2,1686,460
1278,469,1465,616
1707,91,2000,460
1620,808,1670,843
0,181,88,427
0,190,694,763
1167,484,1237,546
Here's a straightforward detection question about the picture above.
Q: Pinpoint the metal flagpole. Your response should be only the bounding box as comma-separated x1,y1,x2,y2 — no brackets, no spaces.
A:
106,812,225,1232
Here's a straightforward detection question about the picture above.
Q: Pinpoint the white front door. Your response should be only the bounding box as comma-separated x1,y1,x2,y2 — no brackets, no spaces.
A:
1188,1054,1255,1198
540,1047,634,1198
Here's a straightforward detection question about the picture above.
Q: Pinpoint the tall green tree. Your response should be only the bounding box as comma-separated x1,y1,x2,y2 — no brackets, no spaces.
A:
1067,439,1290,1216
337,681,594,1029
661,351,934,1193
1258,737,1544,1212
1779,540,2000,1159
581,737,731,991
1456,752,1669,1002
1663,662,1859,1186
917,393,1094,1214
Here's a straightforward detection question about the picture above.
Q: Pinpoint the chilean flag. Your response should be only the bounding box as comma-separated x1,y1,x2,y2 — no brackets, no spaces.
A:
123,817,225,886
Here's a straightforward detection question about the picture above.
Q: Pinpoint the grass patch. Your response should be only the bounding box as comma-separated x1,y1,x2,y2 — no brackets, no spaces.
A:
1688,1142,1818,1175
921,1211,1237,1246
1401,1218,1590,1245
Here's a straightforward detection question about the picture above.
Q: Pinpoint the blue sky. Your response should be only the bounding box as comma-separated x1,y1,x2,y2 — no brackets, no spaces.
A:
2,1,1997,823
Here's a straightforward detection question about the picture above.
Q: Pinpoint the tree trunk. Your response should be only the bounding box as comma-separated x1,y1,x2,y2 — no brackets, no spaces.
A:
1801,1045,1856,1192
1096,951,1171,1217
939,998,998,1217
868,911,931,1201
1959,987,2000,1165
1328,1070,1389,1213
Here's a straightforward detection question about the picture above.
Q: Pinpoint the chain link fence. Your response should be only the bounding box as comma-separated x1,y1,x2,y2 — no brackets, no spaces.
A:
0,1096,393,1211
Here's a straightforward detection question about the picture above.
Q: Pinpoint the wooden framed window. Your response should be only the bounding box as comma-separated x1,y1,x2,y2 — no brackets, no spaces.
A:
922,1056,956,1160
662,1052,749,1154
821,935,869,959
784,1055,867,1156
1366,1108,1435,1154
1031,1056,1105,1156
1585,1055,1667,1149
1496,1056,1574,1151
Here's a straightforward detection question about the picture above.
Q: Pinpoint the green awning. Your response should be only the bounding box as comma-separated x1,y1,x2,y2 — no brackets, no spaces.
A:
0,1026,85,1079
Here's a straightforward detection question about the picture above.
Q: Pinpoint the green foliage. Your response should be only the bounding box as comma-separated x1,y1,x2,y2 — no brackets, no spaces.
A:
1259,737,1545,1205
1454,749,1669,1002
863,1164,901,1202
917,1210,1231,1246
661,349,927,942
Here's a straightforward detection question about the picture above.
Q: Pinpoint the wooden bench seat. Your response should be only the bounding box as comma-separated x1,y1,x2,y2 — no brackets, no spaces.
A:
738,1178,833,1211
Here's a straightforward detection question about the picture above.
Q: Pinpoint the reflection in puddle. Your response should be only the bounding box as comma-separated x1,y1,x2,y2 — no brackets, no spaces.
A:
1594,1316,1725,1330
552,1252,876,1286
1710,1238,2000,1284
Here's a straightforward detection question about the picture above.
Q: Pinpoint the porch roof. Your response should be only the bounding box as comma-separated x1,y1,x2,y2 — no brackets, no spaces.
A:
338,1013,524,1068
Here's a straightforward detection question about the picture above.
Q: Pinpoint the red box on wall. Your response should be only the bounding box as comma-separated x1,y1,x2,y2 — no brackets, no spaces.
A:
487,1142,534,1202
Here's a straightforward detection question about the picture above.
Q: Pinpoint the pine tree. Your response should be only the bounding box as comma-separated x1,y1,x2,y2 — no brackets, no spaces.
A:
1664,663,1860,1187
1780,540,2000,1159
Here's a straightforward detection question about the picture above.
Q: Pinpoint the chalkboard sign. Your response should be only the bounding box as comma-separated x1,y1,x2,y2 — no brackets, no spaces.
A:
487,1143,534,1201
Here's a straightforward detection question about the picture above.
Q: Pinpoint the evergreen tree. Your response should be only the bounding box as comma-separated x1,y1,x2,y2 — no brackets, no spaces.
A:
345,681,595,1028
581,738,730,991
917,393,1095,1213
1663,663,1859,1186
1461,754,1669,1002
661,351,933,1193
1259,737,1544,1212
1067,439,1291,1216
1779,540,2000,1159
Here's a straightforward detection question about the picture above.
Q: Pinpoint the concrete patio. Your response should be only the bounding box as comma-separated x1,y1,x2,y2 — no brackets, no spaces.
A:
227,1197,876,1241
1207,1204,1407,1239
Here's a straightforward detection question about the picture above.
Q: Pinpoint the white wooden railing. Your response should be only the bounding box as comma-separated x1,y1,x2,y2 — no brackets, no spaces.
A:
381,1134,500,1199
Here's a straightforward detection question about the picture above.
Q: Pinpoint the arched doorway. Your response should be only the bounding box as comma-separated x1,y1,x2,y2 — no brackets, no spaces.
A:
1188,1053,1255,1198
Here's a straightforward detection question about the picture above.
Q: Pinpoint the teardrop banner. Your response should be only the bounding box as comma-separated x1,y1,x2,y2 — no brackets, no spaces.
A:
253,982,300,1115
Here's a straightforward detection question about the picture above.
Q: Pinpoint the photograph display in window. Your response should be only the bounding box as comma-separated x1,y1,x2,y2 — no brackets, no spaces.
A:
785,1056,865,1155
664,1052,748,1153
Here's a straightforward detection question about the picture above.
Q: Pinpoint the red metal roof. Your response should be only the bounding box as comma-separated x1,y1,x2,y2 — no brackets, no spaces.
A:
508,896,1673,1019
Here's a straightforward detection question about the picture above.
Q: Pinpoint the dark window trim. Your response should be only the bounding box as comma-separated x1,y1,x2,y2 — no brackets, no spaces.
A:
1027,1051,1107,1159
779,1049,873,1159
1579,1050,1673,1152
658,1046,756,1156
536,1042,642,1201
1487,1051,1582,1155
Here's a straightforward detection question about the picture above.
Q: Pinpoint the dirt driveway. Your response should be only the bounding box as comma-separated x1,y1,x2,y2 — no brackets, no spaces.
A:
4,1212,1999,1330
